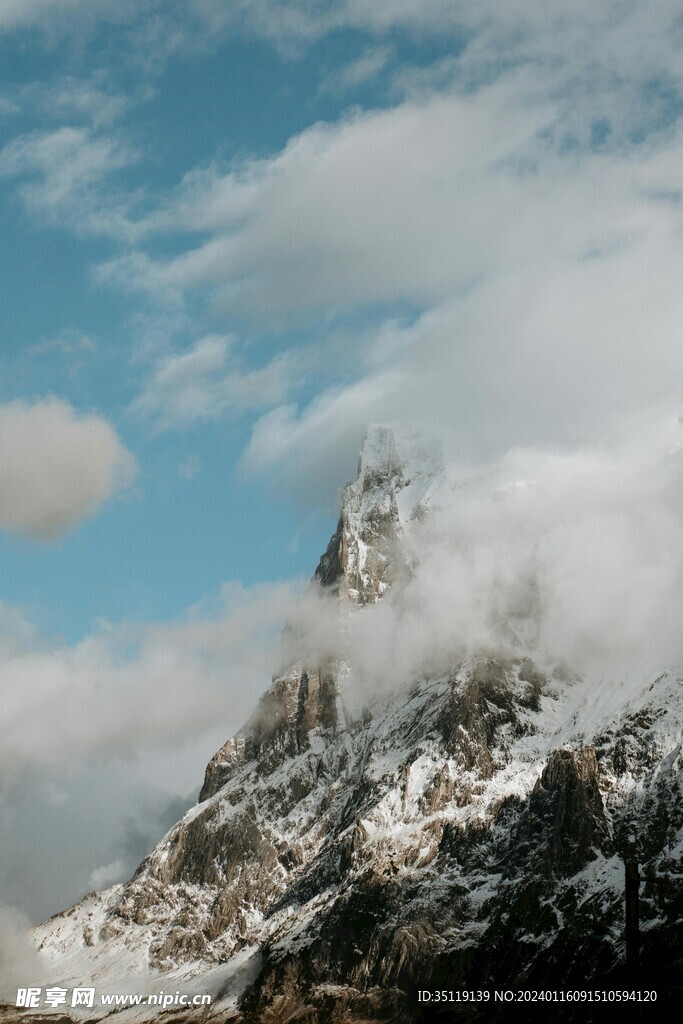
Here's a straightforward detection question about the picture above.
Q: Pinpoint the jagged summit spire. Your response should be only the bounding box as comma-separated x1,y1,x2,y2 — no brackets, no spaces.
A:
314,423,442,603
357,421,443,485
357,423,404,480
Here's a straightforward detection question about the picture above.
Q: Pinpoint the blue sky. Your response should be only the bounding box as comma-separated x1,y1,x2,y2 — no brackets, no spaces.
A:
3,0,683,921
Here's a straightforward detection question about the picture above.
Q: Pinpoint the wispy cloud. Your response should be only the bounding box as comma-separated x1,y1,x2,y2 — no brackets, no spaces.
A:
0,126,138,239
86,859,126,890
0,0,138,35
23,73,134,127
319,45,393,94
178,454,201,480
0,96,19,116
130,335,295,430
28,329,97,357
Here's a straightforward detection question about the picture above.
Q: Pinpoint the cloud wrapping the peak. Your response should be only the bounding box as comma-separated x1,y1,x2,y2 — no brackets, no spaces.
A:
285,427,683,703
0,398,136,540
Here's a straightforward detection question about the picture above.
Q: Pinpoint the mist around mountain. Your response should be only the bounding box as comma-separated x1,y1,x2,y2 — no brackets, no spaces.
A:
2,424,682,1022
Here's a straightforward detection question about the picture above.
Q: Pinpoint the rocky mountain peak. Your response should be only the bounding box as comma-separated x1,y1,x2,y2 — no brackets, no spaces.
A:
198,426,437,803
314,423,442,604
355,422,409,490
24,426,682,1023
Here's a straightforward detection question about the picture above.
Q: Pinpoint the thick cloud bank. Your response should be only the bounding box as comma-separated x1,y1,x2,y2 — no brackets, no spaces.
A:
0,398,136,540
0,580,301,783
284,422,683,698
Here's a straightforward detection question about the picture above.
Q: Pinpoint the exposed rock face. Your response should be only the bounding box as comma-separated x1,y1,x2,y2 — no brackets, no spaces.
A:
522,746,609,876
199,666,339,802
314,423,439,603
28,427,683,1022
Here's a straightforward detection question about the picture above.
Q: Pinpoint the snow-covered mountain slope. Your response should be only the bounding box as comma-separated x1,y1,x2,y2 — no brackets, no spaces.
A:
8,426,682,1023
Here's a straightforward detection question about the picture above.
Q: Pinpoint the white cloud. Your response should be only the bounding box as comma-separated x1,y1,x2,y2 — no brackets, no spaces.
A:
131,334,294,430
0,905,45,1001
0,0,450,41
1,0,681,111
192,0,465,47
240,181,683,495
0,773,194,923
243,370,402,501
114,80,547,312
128,49,654,496
178,454,201,479
0,126,137,239
28,329,97,357
113,61,683,320
0,96,19,115
27,74,131,127
192,0,683,113
0,603,39,659
0,573,287,909
87,859,126,890
0,0,138,34
0,398,136,540
319,45,393,94
281,423,683,704
0,579,302,783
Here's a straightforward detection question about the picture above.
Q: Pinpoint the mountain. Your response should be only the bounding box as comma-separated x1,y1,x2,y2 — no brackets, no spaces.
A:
10,426,683,1021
